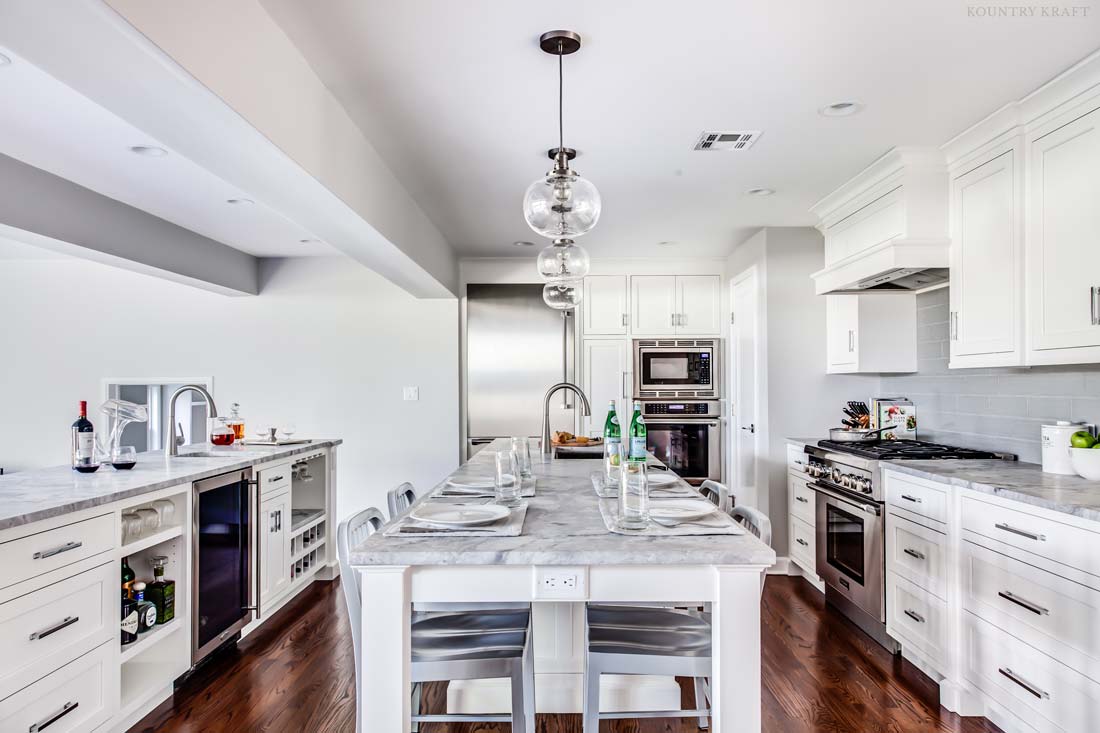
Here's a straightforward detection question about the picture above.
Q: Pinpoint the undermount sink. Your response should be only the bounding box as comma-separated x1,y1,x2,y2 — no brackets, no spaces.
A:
173,449,270,459
552,445,604,459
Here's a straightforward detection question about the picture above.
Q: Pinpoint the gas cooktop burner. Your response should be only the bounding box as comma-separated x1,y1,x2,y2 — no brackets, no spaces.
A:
817,439,1005,461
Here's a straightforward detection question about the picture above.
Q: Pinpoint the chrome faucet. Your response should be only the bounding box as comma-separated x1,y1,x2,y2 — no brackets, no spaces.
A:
540,382,592,456
165,384,219,457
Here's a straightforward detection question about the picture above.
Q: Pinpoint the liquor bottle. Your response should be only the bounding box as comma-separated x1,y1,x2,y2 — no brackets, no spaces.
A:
603,401,621,461
628,400,647,461
71,400,99,473
121,557,135,599
228,402,246,441
131,581,158,633
146,555,176,624
120,591,139,646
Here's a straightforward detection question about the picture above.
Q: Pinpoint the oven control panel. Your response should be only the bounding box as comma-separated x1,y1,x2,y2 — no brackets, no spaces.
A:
644,402,712,415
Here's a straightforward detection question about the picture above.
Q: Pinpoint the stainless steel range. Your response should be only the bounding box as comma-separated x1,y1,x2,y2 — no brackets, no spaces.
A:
800,440,1013,652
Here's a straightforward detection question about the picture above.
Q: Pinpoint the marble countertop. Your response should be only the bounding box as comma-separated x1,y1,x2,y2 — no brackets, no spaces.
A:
0,439,342,531
352,439,777,567
882,460,1100,523
786,437,821,447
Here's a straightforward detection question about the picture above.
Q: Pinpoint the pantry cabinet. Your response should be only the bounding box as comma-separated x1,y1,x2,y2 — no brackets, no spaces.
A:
826,293,916,374
582,275,628,335
629,275,721,336
581,338,629,436
259,491,292,611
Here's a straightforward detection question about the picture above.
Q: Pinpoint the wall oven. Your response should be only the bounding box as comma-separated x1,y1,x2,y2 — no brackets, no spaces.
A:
633,339,717,397
640,400,722,484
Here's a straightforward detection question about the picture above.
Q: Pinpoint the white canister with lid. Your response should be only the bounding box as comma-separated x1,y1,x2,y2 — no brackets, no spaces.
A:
1041,421,1088,474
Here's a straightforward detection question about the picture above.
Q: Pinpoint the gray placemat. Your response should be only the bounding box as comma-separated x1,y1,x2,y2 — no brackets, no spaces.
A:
384,502,530,538
438,477,537,498
597,498,744,536
589,471,699,499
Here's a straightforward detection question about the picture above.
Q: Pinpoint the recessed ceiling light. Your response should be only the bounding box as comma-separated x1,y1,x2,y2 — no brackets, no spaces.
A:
746,187,775,197
130,145,167,157
226,198,254,205
0,53,11,67
819,100,864,117
656,240,677,247
512,240,536,247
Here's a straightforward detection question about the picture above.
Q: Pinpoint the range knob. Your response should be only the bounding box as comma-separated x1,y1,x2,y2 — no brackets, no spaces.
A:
831,467,843,484
860,478,873,493
841,474,853,489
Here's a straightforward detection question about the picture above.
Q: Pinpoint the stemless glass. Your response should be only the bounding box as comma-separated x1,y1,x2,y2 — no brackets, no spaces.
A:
511,437,533,482
494,451,522,507
594,441,623,499
616,459,650,531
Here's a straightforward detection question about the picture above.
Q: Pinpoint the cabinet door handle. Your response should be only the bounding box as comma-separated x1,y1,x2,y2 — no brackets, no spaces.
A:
670,313,676,328
796,496,809,504
33,541,82,560
903,609,925,624
796,538,809,547
621,313,628,327
998,590,1049,616
994,522,1045,541
900,494,922,504
949,311,959,341
29,701,79,732
269,475,285,483
903,547,926,561
1092,286,1099,326
998,668,1049,700
29,616,79,641
848,330,854,352
275,510,281,532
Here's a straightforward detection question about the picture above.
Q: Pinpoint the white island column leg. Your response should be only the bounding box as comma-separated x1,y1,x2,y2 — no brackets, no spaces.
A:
710,566,765,733
359,566,411,732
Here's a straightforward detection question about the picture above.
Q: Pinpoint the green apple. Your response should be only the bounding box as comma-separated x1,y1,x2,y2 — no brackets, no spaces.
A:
1070,431,1097,449
1092,443,1100,449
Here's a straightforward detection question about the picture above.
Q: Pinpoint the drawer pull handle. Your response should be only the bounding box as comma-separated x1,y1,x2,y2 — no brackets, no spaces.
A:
994,522,1045,541
796,496,809,504
29,701,79,732
29,616,79,641
903,548,926,561
269,475,285,483
903,609,925,624
796,538,809,547
32,541,83,560
998,590,1049,616
998,667,1049,700
900,494,922,504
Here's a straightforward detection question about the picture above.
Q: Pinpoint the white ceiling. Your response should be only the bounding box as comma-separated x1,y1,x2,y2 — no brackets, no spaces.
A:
263,0,1100,259
0,45,337,259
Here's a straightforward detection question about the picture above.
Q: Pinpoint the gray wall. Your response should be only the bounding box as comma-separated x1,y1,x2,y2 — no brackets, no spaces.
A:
880,287,1100,462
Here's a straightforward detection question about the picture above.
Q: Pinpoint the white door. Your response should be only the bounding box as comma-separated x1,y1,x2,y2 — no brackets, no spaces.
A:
582,276,628,335
826,295,859,371
1029,105,1100,356
581,339,628,436
730,272,760,509
677,275,721,335
631,275,677,335
260,493,291,609
951,150,1020,362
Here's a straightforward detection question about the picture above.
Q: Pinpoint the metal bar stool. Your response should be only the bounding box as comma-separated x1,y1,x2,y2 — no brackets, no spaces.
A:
387,482,417,519
338,507,535,732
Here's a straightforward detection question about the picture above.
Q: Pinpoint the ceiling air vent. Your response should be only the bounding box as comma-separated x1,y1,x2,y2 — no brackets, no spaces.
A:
694,130,762,151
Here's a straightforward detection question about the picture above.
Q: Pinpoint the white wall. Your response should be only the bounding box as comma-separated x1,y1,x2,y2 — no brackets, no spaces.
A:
0,256,459,521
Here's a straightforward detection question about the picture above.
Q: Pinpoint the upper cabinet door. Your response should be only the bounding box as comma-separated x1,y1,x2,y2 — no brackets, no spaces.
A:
583,276,628,335
581,339,628,436
631,275,678,335
950,149,1022,366
826,295,859,372
677,275,721,335
1029,105,1100,361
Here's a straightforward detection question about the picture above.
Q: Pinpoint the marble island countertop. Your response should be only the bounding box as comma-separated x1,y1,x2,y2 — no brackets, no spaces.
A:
0,439,342,531
352,438,777,567
882,459,1100,523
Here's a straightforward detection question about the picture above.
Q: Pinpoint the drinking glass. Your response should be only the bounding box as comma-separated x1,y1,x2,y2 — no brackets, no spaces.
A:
136,507,160,534
110,445,137,470
594,441,623,498
511,437,533,482
494,451,522,507
121,512,142,544
152,499,176,527
616,459,650,531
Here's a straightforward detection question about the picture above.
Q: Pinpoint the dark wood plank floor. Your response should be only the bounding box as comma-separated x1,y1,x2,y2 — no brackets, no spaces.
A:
131,576,1002,733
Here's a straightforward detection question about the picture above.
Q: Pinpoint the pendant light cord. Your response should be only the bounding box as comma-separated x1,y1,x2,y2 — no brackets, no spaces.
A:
558,40,564,156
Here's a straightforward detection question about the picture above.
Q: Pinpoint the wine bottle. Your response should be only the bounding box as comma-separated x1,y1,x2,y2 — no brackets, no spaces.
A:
71,400,99,473
603,401,621,461
121,557,135,599
146,555,175,624
628,400,647,461
121,592,139,646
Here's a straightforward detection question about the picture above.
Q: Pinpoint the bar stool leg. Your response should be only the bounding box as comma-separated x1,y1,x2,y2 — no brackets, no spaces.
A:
693,676,709,729
410,683,421,733
582,660,601,733
510,660,528,733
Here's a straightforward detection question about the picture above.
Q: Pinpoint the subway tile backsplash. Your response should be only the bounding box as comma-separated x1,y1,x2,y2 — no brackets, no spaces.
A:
878,287,1100,463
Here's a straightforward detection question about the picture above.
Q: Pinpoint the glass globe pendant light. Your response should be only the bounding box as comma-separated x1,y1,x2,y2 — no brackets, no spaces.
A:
537,238,591,281
542,279,583,311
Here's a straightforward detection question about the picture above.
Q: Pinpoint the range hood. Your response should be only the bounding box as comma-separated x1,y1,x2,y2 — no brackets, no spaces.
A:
810,148,950,296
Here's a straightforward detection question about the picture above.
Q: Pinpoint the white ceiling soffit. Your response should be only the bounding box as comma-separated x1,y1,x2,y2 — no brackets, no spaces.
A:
0,0,457,299
260,0,1100,259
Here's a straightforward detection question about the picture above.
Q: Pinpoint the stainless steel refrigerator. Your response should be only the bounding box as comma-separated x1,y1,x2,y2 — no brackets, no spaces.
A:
465,284,577,458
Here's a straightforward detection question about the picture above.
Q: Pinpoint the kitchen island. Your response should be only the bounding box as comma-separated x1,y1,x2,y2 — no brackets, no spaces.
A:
351,438,775,733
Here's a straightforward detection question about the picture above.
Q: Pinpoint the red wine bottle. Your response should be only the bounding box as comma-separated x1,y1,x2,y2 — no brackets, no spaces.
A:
71,400,99,473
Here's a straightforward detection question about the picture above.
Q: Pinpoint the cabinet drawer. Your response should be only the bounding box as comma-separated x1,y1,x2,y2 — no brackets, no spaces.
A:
257,462,291,497
0,642,116,732
0,562,114,697
789,515,816,573
963,611,1100,733
786,444,808,473
885,473,947,524
961,496,1100,579
887,573,947,670
886,514,947,599
962,539,1100,680
0,514,115,591
788,476,816,525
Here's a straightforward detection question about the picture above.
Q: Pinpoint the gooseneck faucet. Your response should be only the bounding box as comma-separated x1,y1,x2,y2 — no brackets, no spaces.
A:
541,382,592,456
165,384,219,457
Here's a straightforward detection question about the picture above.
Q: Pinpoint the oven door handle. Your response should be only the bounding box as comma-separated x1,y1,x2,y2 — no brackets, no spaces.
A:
809,481,880,516
643,419,720,426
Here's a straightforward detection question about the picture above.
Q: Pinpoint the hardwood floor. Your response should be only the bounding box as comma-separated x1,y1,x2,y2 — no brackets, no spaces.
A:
131,575,1002,733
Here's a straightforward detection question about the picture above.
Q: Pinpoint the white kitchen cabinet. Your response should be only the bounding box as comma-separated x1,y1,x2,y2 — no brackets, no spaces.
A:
949,147,1024,368
581,338,628,436
630,275,721,336
582,275,628,335
677,275,721,335
825,293,916,373
259,491,292,610
1027,102,1100,365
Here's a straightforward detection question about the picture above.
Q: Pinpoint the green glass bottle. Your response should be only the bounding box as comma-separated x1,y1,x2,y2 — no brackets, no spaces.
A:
603,401,621,463
146,555,176,624
121,557,135,599
628,400,647,461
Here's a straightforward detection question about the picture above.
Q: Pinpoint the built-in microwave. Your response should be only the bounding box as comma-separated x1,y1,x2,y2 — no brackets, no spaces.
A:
633,339,718,397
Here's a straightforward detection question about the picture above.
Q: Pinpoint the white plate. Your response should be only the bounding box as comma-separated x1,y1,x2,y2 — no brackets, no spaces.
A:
647,499,717,522
645,471,678,487
410,503,512,527
447,475,514,490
